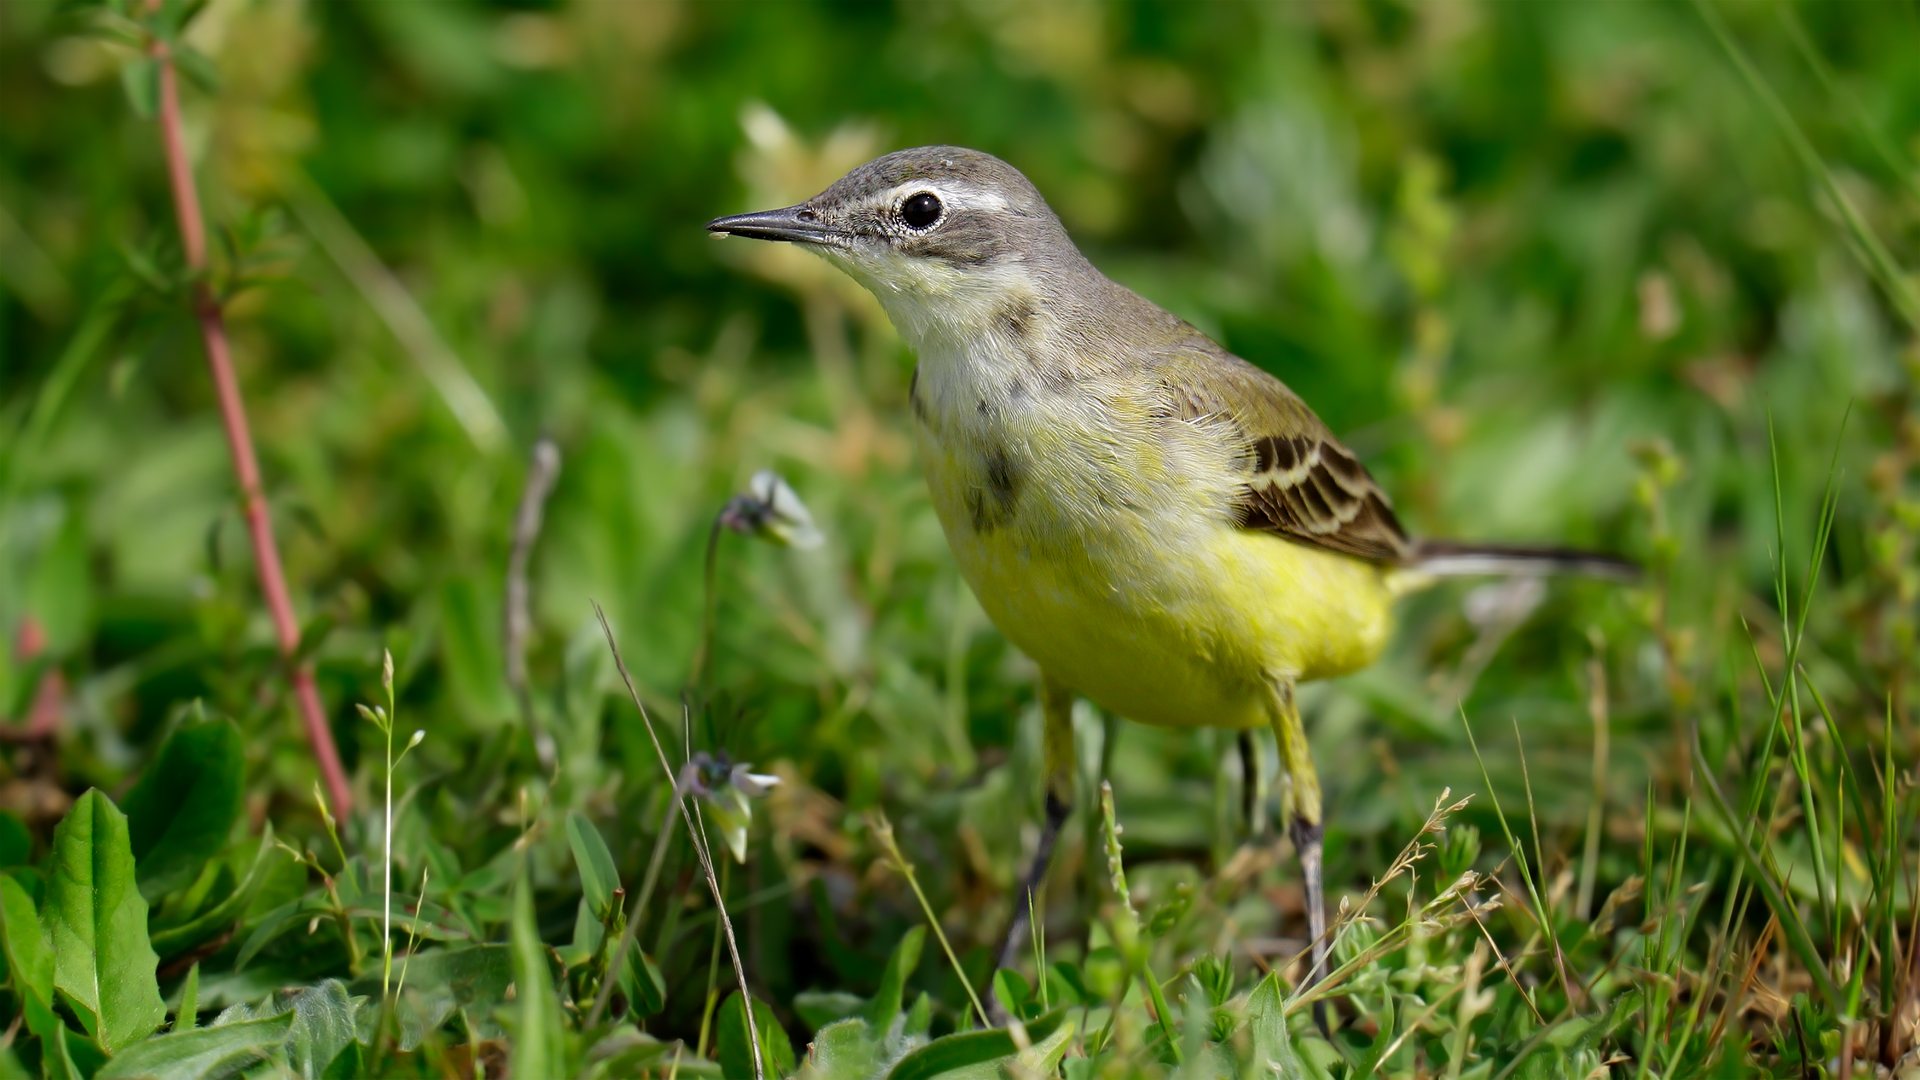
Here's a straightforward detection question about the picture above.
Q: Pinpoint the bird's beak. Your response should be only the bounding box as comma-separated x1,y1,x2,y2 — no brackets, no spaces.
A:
706,205,838,245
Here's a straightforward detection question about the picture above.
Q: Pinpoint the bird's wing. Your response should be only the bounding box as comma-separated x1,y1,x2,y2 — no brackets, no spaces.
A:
1156,343,1412,564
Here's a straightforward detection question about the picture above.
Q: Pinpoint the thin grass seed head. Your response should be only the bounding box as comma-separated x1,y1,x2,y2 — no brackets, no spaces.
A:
312,780,335,831
395,729,425,766
1099,780,1130,908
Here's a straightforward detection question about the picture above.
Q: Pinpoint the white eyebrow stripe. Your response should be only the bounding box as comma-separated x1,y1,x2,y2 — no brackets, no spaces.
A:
876,181,1010,213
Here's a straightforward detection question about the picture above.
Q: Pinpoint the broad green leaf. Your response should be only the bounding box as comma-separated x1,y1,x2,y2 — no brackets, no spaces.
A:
3,867,42,908
565,811,620,919
508,868,566,1079
150,825,286,957
717,992,794,1080
42,1026,89,1080
1246,972,1305,1080
122,719,244,899
796,1018,878,1080
283,980,360,1080
886,1008,1071,1080
0,813,30,868
96,1012,293,1080
581,1026,673,1079
0,1044,24,1080
990,969,1030,1022
320,1040,364,1080
47,789,166,1052
0,874,55,1041
347,944,512,1049
118,56,157,119
561,897,603,964
617,944,666,1018
1047,960,1089,1007
863,925,924,1033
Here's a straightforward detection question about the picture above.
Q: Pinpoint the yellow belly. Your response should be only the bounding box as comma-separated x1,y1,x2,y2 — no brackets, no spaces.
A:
922,434,1397,731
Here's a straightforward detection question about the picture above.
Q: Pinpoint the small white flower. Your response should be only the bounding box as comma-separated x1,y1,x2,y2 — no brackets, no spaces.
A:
723,470,823,550
729,763,781,797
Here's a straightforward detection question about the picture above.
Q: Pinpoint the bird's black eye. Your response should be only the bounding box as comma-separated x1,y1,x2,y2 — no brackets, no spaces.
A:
901,191,942,229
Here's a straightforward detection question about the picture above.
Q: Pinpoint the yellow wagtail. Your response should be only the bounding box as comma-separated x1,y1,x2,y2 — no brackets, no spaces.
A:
709,146,1633,1011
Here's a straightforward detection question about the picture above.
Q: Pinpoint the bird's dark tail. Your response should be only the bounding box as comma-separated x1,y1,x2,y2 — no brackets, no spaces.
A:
1407,540,1640,583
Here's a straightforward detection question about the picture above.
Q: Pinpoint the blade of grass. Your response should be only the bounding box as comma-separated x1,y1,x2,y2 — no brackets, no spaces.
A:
1691,722,1842,1012
283,169,506,453
1693,0,1920,333
1513,716,1588,1009
868,809,989,1028
1577,630,1610,922
596,604,763,1079
1776,4,1920,205
1459,711,1583,1014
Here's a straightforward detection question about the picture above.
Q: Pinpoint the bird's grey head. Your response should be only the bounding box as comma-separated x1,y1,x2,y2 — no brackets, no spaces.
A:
708,146,1082,338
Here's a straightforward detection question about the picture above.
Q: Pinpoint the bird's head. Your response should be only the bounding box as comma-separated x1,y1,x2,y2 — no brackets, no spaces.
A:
708,146,1079,341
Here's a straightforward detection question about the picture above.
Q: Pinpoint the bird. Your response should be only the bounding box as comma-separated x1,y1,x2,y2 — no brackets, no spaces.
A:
708,145,1633,1020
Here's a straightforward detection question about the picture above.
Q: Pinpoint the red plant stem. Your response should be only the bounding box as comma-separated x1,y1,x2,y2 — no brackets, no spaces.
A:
149,30,352,815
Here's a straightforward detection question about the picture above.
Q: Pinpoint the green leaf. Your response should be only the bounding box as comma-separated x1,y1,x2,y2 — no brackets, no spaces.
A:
1245,972,1306,1080
581,1027,673,1079
95,1012,293,1080
0,875,55,1042
562,897,603,963
347,944,512,1047
234,894,331,971
0,812,31,868
565,811,620,919
47,789,166,1053
902,993,931,1040
0,1044,25,1080
119,57,158,119
122,719,244,900
509,867,566,1079
283,980,360,1079
797,1018,878,1080
863,925,924,1033
616,945,666,1018
176,962,199,1031
172,45,223,95
718,992,794,1080
320,1040,364,1080
43,1026,103,1080
885,1008,1071,1080
1046,961,1088,1006
990,969,1029,1022
150,824,286,957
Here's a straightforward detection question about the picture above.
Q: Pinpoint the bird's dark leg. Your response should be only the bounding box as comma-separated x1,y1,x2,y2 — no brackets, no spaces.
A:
989,673,1075,1025
1269,676,1330,1033
1238,729,1262,837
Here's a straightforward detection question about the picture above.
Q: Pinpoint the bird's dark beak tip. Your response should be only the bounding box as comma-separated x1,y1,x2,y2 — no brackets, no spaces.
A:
704,206,827,244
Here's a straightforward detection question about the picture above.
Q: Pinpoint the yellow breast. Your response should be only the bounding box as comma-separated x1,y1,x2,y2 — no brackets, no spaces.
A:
913,374,1396,731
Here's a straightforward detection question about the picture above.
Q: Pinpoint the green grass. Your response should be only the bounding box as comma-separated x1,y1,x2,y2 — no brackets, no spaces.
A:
2,0,1919,1076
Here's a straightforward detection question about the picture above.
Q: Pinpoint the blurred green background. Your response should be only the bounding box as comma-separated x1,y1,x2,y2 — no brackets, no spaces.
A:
3,0,1918,1045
